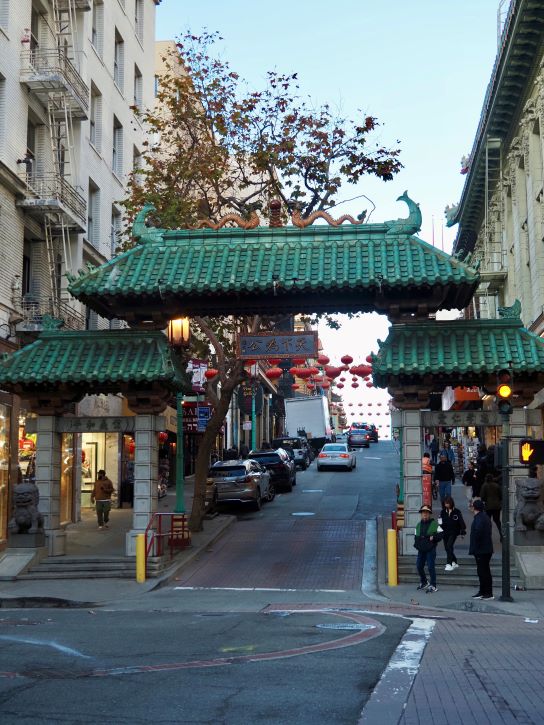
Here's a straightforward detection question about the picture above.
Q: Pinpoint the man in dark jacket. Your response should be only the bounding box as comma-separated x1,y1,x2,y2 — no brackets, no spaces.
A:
434,454,455,506
469,498,494,600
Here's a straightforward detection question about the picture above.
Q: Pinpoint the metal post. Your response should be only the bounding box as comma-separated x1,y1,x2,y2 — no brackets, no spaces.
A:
251,386,256,452
175,391,185,514
500,414,514,602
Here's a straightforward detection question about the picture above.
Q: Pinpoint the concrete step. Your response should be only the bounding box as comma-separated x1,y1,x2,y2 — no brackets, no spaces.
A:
16,555,171,580
17,570,135,580
398,555,521,586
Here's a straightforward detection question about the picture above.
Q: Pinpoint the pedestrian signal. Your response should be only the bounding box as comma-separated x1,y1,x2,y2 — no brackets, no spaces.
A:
519,439,544,465
496,368,513,415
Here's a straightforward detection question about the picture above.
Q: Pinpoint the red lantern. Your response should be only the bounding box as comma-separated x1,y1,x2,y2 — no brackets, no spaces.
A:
317,354,330,365
158,431,168,444
341,354,354,365
291,383,300,390
204,368,219,380
352,377,358,382
340,376,346,382
348,403,353,406
127,438,136,455
366,382,373,388
289,366,300,376
358,403,363,406
268,358,281,366
337,383,344,389
324,365,341,379
341,365,350,371
365,354,373,363
376,412,381,416
244,359,257,366
297,368,312,379
368,403,373,406
377,402,382,406
307,383,315,390
308,366,319,376
292,356,306,365
364,376,370,381
313,376,324,383
350,412,355,416
265,366,283,380
351,383,359,388
321,381,330,389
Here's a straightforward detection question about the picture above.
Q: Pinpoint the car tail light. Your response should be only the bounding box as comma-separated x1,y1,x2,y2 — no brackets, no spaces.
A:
339,453,350,459
318,453,328,458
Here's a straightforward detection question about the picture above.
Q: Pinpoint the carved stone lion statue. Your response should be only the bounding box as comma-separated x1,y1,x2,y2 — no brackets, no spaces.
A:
8,481,44,534
514,477,544,532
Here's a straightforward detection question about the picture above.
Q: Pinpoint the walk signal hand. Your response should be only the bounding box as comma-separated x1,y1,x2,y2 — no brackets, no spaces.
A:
521,442,534,462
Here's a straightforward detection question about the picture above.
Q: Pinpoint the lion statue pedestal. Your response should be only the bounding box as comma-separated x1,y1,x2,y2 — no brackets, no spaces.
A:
7,481,46,549
514,476,544,589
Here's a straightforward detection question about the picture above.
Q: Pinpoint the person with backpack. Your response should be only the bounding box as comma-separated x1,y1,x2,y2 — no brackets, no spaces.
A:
439,495,466,571
414,504,442,593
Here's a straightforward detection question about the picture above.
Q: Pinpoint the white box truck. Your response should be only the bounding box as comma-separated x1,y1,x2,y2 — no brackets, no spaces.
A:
284,396,332,454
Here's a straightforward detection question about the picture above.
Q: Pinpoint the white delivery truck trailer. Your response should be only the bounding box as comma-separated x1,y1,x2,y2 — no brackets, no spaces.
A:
284,396,332,454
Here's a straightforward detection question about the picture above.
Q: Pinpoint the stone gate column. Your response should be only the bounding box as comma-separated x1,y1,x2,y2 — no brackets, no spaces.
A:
126,414,159,556
35,415,65,555
393,410,424,554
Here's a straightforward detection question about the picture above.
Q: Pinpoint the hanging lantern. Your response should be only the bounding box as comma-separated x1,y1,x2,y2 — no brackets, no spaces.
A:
321,381,330,389
291,383,300,390
308,366,320,376
350,412,355,416
348,403,353,406
351,382,359,388
267,358,281,366
353,365,372,377
204,368,219,380
244,359,257,366
352,377,358,382
167,317,191,349
368,403,373,406
376,412,381,416
377,402,382,406
340,376,346,382
313,376,324,383
358,403,363,406
366,382,373,388
365,354,373,363
364,376,370,381
324,365,341,379
127,437,136,455
341,354,353,365
297,368,312,379
289,366,300,376
317,354,330,365
265,366,283,380
307,383,315,390
158,431,169,444
337,383,344,389
292,356,306,365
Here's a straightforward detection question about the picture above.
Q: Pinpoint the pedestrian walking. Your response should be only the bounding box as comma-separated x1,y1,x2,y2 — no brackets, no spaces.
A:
434,453,455,506
462,461,478,505
414,504,442,593
439,496,466,571
440,441,456,466
480,472,502,540
469,498,494,600
90,469,114,529
429,436,439,464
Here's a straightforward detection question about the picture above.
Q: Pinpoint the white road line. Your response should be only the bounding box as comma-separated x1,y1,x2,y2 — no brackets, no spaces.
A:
0,635,91,658
358,618,436,724
364,457,382,460
173,586,347,593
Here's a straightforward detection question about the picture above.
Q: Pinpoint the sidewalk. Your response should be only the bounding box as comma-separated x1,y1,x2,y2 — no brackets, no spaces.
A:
0,476,236,607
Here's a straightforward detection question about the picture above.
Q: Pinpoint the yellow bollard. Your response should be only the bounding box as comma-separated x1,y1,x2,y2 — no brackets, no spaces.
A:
136,533,146,583
387,528,398,586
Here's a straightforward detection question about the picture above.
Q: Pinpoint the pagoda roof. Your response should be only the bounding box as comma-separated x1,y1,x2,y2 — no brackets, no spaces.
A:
372,316,544,398
67,197,480,325
0,329,191,412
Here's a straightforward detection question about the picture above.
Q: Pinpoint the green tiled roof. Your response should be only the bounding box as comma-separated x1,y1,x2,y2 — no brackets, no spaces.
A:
372,317,544,387
67,223,480,322
0,330,190,393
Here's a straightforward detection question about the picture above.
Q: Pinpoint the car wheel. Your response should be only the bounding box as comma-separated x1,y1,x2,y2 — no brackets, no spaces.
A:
253,489,262,511
353,460,357,469
267,484,276,502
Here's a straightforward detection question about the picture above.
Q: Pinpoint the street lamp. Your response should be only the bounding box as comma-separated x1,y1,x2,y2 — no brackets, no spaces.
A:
167,317,191,514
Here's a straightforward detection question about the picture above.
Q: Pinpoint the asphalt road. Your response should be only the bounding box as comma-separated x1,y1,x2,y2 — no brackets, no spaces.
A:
0,442,404,725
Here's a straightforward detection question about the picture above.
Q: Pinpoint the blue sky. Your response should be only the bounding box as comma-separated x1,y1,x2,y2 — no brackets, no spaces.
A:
155,0,504,427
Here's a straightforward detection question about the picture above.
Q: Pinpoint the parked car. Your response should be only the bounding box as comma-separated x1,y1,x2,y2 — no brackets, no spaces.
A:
271,436,311,469
206,460,273,510
347,427,371,448
317,443,356,471
367,424,379,442
249,448,296,491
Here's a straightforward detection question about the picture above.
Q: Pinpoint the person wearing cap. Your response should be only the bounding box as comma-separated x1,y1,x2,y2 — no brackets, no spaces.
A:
414,504,442,593
469,498,494,600
434,453,456,507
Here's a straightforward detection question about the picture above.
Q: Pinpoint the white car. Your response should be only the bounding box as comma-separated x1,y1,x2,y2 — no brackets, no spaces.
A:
316,443,356,471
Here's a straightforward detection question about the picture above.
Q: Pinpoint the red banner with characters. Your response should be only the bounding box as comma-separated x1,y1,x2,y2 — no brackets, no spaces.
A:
422,473,432,507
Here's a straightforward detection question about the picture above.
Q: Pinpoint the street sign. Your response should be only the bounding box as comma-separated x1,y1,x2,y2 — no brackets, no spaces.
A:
197,405,211,432
519,439,544,465
237,331,318,359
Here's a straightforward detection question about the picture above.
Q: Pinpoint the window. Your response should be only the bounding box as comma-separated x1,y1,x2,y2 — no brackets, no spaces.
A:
22,255,31,296
0,1,8,29
91,0,104,56
154,74,160,97
87,179,100,249
133,64,142,108
114,29,124,91
134,0,144,41
89,83,102,149
110,205,122,256
30,8,39,51
112,116,123,176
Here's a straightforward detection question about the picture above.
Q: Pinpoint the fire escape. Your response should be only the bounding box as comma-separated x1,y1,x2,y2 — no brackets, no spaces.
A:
16,0,90,332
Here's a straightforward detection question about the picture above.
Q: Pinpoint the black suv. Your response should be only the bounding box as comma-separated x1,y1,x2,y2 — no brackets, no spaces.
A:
249,448,296,492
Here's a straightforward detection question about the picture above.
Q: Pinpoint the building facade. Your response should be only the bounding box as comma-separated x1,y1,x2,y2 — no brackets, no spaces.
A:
0,0,160,549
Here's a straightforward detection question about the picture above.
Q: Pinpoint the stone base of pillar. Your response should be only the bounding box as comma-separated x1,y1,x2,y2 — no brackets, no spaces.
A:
8,531,46,549
126,529,144,557
47,529,67,556
399,527,415,555
515,546,544,588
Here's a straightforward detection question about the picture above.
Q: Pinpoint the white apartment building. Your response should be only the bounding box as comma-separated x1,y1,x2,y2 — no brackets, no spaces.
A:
0,0,160,546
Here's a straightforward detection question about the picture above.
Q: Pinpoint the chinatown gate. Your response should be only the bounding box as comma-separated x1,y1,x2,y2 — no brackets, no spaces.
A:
2,193,544,563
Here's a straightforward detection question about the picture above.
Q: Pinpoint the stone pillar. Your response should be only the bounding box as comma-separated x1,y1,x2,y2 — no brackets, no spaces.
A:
126,414,159,556
35,416,66,555
396,410,424,554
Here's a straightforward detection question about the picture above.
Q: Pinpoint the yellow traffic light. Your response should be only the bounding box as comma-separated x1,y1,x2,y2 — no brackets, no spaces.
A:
497,383,512,399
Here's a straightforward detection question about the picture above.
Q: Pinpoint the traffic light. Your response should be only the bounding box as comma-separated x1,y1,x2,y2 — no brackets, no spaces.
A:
496,368,513,415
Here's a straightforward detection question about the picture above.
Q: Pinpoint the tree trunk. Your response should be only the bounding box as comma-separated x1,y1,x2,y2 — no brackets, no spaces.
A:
188,383,235,532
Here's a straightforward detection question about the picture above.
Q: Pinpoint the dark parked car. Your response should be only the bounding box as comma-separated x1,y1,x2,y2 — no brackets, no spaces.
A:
249,448,296,492
271,437,311,470
347,427,371,448
368,424,379,442
206,459,274,510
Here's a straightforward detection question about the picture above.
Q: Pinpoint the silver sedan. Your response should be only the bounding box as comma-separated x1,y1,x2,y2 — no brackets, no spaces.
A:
316,443,356,471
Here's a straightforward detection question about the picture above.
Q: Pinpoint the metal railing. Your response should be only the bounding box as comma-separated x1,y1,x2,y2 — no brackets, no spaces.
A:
16,295,86,331
20,172,86,227
20,48,89,115
144,512,192,575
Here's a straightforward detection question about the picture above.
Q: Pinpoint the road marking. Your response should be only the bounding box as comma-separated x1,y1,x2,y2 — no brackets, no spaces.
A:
174,586,347,592
0,635,91,659
302,489,323,493
358,618,436,724
364,457,382,460
291,511,315,516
